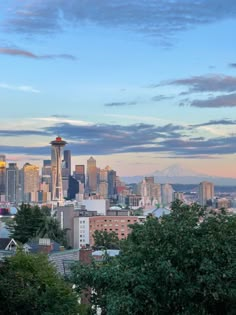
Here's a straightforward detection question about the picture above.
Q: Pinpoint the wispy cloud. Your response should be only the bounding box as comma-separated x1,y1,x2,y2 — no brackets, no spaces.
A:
151,95,173,102
104,101,137,107
0,47,76,60
0,118,236,158
5,1,236,44
191,119,236,127
169,75,236,93
188,93,236,108
0,83,40,93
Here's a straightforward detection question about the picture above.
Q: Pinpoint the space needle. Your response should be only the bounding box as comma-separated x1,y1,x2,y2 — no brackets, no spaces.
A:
50,136,67,204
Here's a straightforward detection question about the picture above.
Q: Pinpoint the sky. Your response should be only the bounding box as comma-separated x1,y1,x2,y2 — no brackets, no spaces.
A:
1,0,236,177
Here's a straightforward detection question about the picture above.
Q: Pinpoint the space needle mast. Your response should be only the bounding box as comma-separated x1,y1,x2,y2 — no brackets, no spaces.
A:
50,136,67,205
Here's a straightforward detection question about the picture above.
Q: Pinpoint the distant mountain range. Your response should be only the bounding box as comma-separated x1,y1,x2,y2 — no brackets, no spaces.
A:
122,164,236,186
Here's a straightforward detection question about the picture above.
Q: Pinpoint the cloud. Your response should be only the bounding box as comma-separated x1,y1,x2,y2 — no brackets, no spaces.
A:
0,83,40,93
169,75,236,93
50,114,70,118
0,47,76,60
104,101,137,107
4,0,236,42
0,121,184,156
1,119,236,158
189,93,236,108
0,130,48,137
151,95,173,102
192,119,236,127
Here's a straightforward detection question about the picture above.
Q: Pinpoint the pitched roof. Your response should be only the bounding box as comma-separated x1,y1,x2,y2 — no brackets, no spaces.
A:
0,238,17,250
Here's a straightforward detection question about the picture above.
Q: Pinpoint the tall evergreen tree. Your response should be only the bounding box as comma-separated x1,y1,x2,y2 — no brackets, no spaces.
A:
7,203,67,246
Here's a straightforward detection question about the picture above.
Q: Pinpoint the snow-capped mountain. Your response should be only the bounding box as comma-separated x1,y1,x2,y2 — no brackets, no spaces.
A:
122,164,236,185
152,164,206,177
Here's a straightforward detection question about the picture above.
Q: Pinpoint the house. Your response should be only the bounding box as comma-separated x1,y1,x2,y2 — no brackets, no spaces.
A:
0,238,18,251
0,238,18,261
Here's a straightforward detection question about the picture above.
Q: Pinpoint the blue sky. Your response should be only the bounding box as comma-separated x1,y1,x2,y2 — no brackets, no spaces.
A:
1,0,236,177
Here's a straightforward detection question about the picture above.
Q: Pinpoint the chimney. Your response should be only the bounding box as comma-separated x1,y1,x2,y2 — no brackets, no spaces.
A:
80,247,92,265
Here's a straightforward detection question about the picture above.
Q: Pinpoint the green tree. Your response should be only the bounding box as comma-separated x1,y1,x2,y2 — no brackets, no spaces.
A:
71,201,236,315
0,251,79,315
7,203,45,243
7,203,67,246
93,230,120,249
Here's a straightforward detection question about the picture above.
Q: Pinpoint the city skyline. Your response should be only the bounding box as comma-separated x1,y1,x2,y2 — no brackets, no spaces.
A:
1,1,236,177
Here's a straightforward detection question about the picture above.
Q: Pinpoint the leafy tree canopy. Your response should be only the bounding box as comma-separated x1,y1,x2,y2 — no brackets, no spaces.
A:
71,201,236,315
0,251,79,315
93,230,120,250
7,203,67,246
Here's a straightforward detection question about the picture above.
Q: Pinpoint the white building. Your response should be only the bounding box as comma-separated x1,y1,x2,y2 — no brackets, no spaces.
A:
73,217,90,248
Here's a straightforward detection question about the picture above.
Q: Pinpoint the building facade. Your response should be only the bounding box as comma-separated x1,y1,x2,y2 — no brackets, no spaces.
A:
199,181,214,206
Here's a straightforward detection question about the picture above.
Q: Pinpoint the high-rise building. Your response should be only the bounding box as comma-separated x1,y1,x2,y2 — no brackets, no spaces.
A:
6,163,19,203
0,155,6,201
139,177,162,208
73,165,85,184
42,160,52,192
50,136,67,203
199,181,214,206
22,163,39,202
161,183,174,207
86,157,97,194
63,150,71,176
107,167,117,198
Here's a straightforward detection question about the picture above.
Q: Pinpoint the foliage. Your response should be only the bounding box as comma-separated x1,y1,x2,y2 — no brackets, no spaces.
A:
0,251,79,315
71,200,236,315
93,230,120,250
131,207,144,216
7,203,67,246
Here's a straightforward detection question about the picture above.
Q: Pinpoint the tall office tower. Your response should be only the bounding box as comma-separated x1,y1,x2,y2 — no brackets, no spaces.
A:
161,183,174,207
199,181,214,206
6,163,19,203
42,160,51,190
50,136,67,202
106,166,117,198
86,156,97,194
139,177,161,208
73,165,85,184
98,168,108,198
144,176,155,185
0,155,6,201
63,150,71,176
23,163,39,202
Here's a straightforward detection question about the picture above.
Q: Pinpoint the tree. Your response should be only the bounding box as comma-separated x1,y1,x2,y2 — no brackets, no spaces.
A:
71,201,236,315
0,251,79,315
7,203,67,246
7,203,45,244
93,230,120,249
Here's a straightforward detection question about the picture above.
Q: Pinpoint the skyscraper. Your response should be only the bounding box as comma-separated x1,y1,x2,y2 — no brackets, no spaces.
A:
199,181,214,206
22,163,39,202
6,163,19,203
73,165,85,184
50,136,67,202
63,150,71,176
86,156,97,194
0,155,6,201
